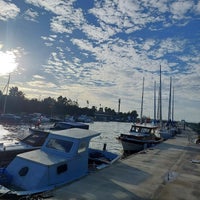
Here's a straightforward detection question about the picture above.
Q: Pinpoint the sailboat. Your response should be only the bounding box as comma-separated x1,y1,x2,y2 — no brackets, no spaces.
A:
166,77,178,135
157,66,174,139
117,77,163,154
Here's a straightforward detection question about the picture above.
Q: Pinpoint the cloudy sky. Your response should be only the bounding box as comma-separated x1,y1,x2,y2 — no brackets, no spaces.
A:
0,0,199,122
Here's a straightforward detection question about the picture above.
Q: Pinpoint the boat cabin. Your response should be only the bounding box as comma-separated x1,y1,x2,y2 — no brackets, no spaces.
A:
130,124,158,135
4,128,100,192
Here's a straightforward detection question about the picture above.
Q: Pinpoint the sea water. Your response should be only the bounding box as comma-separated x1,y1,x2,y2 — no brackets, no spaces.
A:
0,121,132,155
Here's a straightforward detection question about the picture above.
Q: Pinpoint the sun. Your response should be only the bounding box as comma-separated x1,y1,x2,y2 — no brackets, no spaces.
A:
0,51,18,75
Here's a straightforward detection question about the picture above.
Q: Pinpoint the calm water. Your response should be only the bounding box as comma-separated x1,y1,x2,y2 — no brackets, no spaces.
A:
0,122,132,155
89,122,132,154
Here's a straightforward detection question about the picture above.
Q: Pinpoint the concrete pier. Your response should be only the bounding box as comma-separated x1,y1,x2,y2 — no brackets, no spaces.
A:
49,127,200,200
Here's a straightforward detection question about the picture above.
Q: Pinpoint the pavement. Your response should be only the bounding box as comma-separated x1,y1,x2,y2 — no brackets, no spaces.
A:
48,127,200,200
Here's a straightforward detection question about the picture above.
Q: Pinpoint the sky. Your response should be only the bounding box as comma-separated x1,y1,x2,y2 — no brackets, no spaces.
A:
0,0,199,123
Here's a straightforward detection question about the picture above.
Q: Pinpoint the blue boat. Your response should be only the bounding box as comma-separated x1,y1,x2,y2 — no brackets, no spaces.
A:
0,128,120,198
0,122,90,167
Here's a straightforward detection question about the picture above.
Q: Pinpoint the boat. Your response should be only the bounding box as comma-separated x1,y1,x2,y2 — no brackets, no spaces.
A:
0,129,49,167
0,128,120,198
117,77,163,154
29,121,89,134
50,121,89,130
0,113,22,124
0,122,89,167
157,70,176,140
117,123,163,153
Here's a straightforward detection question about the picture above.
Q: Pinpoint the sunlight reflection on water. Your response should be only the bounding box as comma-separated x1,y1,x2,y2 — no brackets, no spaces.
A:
0,124,11,139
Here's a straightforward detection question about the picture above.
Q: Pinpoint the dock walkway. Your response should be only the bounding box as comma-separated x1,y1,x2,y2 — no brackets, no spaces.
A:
49,127,200,200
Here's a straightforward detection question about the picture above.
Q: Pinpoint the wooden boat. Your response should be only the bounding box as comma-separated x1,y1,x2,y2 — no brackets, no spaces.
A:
117,123,163,153
0,128,120,198
117,77,163,154
0,122,89,167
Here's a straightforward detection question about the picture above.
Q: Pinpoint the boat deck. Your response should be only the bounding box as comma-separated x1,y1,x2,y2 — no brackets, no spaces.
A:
48,127,200,200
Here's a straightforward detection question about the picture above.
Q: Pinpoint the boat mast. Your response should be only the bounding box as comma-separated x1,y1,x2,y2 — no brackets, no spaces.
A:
168,77,172,121
157,85,160,121
172,86,174,122
159,65,162,127
3,73,10,114
140,77,144,124
154,81,156,124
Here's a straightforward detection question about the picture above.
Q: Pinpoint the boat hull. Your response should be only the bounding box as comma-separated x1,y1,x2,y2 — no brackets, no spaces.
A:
118,134,163,153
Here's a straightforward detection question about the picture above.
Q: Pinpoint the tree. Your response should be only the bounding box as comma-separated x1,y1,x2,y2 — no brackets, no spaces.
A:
9,87,25,99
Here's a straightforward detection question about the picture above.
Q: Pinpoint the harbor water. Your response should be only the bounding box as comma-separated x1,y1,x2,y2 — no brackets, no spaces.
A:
0,121,132,155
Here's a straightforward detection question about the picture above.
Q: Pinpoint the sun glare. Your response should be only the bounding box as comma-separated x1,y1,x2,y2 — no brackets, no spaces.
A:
0,51,18,75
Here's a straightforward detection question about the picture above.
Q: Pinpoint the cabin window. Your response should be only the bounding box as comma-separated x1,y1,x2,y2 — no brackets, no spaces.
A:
18,167,29,176
78,142,87,153
57,164,67,174
46,138,73,153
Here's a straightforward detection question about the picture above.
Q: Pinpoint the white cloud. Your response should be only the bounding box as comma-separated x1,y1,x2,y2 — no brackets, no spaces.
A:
0,0,20,21
24,8,39,22
170,0,194,19
196,1,200,13
0,0,199,122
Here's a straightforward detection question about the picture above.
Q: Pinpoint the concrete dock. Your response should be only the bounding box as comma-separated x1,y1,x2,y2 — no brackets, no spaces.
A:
49,127,200,200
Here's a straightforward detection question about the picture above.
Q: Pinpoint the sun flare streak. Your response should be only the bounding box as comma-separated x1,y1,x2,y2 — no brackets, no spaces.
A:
0,51,18,75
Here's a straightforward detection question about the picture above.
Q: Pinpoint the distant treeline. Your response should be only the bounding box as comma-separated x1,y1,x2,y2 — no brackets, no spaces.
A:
0,86,139,121
187,122,200,135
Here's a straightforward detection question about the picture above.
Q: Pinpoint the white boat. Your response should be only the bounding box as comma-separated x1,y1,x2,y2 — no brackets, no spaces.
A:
0,128,120,198
117,123,163,153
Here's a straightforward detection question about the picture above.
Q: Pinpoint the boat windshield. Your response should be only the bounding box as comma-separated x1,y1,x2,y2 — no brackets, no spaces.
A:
46,138,73,153
130,126,154,134
22,132,48,147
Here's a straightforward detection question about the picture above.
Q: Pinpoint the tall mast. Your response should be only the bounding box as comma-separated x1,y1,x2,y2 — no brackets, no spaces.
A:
157,86,160,121
168,77,172,121
3,73,11,114
159,65,162,126
154,81,156,123
172,86,174,122
118,98,121,113
140,77,144,124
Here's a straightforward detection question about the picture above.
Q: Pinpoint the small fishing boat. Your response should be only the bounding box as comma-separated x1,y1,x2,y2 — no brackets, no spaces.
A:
0,130,49,167
0,122,89,167
117,123,163,154
0,128,120,198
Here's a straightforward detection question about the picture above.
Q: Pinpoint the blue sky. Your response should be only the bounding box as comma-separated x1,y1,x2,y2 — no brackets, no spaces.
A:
0,0,200,122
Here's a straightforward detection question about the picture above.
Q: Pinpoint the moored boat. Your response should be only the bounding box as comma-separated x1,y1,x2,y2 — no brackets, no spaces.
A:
0,128,120,198
117,123,163,154
0,130,49,167
29,121,89,133
0,121,89,167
